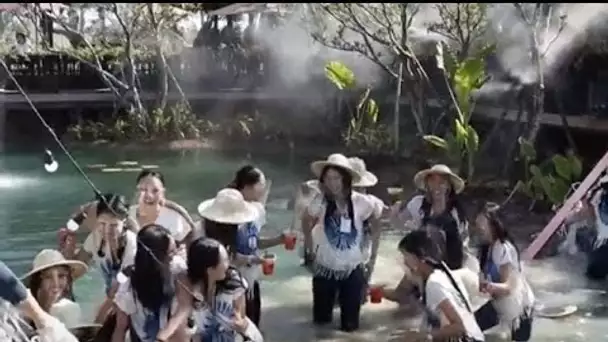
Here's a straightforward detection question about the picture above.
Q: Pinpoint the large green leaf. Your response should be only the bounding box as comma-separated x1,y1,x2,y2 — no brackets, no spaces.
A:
552,154,572,180
549,177,571,205
466,125,480,152
454,119,468,148
325,61,356,90
423,135,448,150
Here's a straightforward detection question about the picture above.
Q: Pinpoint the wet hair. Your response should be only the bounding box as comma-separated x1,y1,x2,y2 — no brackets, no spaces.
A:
136,170,165,186
477,203,520,271
229,165,262,191
29,265,75,305
96,193,129,219
426,214,464,270
420,182,466,227
131,224,174,311
398,230,472,312
203,219,238,256
187,237,245,300
319,166,356,232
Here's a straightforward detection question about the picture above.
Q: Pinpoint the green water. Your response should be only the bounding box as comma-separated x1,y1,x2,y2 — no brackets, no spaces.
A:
0,147,605,341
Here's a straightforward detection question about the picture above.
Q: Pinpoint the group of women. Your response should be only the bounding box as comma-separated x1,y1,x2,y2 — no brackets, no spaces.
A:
0,152,541,341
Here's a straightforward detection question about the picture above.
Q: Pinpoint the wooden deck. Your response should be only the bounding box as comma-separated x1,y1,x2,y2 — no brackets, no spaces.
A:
474,104,608,132
0,88,327,110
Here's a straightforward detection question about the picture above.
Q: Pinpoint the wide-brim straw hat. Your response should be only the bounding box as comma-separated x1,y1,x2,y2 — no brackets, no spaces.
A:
348,157,378,187
197,188,258,225
310,153,362,183
21,249,88,285
49,299,101,336
413,164,465,194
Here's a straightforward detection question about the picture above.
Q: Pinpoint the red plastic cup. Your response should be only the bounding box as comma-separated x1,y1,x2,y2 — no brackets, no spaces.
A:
283,231,297,251
369,286,384,304
262,253,276,276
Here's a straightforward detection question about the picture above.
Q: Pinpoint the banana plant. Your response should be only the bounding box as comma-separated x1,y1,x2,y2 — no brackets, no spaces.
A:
422,44,494,180
325,60,380,148
516,137,583,207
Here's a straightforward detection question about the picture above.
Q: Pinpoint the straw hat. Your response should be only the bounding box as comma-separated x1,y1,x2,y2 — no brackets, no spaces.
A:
348,157,378,187
21,249,88,285
197,188,258,225
49,299,101,337
413,164,465,194
310,153,362,183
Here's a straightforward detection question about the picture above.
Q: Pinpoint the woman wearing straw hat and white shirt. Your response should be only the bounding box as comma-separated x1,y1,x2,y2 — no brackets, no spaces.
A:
302,153,381,332
385,165,473,303
198,183,283,327
21,249,100,337
0,259,79,342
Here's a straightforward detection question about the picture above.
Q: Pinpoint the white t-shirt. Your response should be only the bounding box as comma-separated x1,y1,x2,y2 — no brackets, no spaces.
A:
114,277,176,342
82,229,137,293
425,270,485,341
591,189,608,242
360,193,384,263
489,241,535,322
129,206,192,242
308,192,376,279
235,202,266,287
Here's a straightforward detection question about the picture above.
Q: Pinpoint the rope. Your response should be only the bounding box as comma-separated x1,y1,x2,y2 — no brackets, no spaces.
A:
0,58,203,302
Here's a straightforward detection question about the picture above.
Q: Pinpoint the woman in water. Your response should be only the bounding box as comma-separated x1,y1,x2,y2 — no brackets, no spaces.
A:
398,230,484,342
22,249,87,315
226,165,284,326
199,184,283,326
131,170,196,245
59,194,138,323
474,203,534,341
386,164,471,304
112,224,182,342
302,153,381,332
347,157,385,301
0,260,78,342
157,238,261,342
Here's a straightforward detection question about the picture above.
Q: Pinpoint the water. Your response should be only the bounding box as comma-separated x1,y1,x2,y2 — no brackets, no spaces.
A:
0,147,606,341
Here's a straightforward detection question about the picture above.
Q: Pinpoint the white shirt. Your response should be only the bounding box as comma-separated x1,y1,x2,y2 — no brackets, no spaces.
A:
425,270,485,341
591,189,608,242
129,206,192,242
308,192,376,279
489,241,535,323
235,201,266,287
114,277,176,342
82,229,137,293
360,193,384,262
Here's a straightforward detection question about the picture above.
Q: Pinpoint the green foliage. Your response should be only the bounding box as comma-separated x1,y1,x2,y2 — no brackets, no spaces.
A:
325,60,391,150
66,103,211,142
422,44,493,179
516,137,583,206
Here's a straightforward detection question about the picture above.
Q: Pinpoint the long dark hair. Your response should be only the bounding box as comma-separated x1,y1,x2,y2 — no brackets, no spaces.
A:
187,238,245,301
427,214,464,270
398,230,472,312
136,170,165,186
477,203,520,272
319,165,356,232
29,266,75,304
420,185,466,226
229,165,262,191
203,219,239,256
131,224,174,311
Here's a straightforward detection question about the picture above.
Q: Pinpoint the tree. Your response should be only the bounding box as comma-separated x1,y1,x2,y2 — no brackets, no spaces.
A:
428,4,490,62
511,3,566,144
306,4,429,138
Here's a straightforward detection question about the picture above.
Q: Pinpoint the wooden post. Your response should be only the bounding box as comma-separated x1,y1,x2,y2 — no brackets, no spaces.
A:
523,150,608,260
